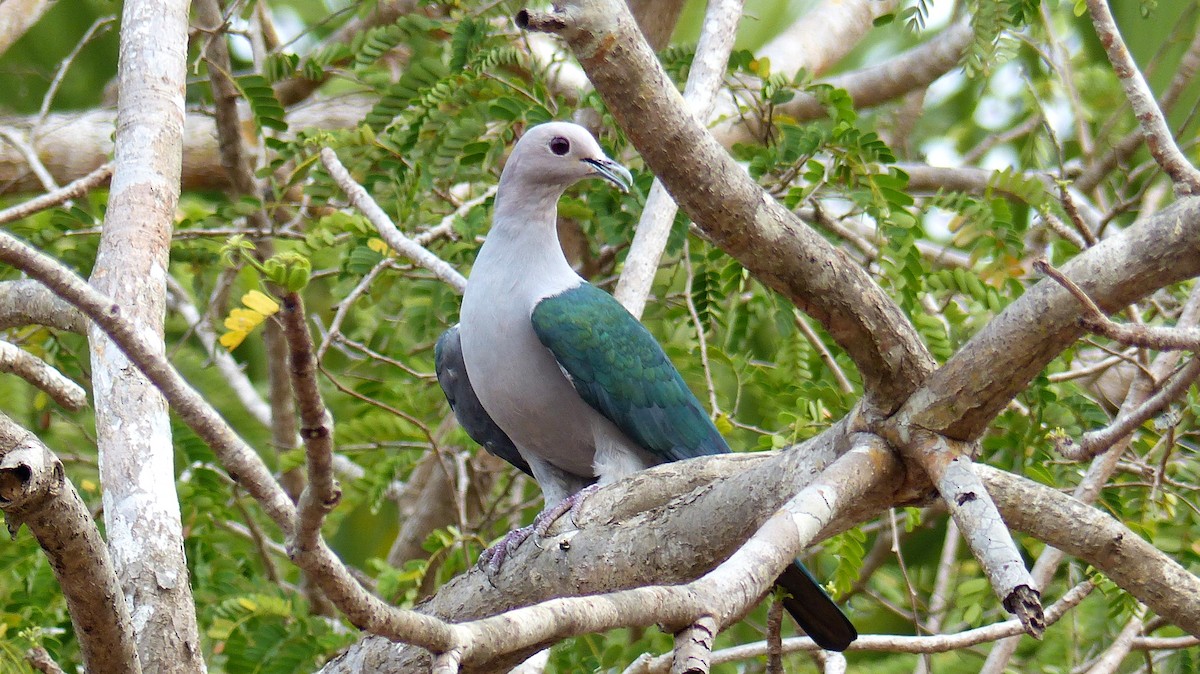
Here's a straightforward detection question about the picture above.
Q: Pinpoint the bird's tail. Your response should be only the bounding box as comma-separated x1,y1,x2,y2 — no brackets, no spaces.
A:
774,560,857,652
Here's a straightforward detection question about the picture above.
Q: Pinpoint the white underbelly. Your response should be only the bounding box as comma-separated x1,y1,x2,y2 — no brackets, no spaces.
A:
459,311,600,478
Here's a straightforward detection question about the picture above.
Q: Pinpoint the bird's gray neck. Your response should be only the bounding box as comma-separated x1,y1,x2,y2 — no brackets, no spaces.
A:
477,175,582,300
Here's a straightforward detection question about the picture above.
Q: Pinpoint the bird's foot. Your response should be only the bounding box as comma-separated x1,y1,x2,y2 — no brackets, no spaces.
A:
478,523,535,576
533,483,601,539
478,484,603,575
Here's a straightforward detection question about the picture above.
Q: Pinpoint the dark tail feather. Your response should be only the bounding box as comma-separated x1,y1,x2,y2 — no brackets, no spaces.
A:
775,560,857,651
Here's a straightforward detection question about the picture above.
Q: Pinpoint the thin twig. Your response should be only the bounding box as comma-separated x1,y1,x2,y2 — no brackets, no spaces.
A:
766,599,783,674
25,647,66,674
0,163,112,226
0,129,59,192
1035,260,1200,351
316,257,395,361
1046,352,1129,382
0,339,88,410
915,518,960,674
1085,0,1200,195
1056,357,1200,461
794,312,854,394
320,148,467,292
626,582,1094,672
38,17,116,125
889,508,923,640
336,333,435,380
414,185,498,246
681,240,721,416
1056,182,1098,247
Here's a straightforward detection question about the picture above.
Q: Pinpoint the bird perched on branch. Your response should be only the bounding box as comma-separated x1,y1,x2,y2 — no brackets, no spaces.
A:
435,121,856,651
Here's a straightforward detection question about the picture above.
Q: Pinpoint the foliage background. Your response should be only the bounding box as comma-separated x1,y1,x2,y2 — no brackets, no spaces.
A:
0,0,1197,672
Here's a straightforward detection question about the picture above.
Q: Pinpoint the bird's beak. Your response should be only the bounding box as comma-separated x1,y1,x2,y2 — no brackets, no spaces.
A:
583,157,633,192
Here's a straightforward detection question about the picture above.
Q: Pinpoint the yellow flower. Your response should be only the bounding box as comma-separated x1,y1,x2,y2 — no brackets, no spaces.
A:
241,289,280,315
219,330,248,350
226,307,262,331
368,237,391,256
219,290,281,350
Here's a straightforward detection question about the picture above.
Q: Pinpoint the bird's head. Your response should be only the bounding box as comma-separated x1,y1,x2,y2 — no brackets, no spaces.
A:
504,122,633,193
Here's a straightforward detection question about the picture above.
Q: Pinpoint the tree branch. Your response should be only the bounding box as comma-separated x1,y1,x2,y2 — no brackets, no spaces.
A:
0,339,87,411
519,0,935,412
980,465,1200,637
320,148,467,293
322,427,908,672
1035,259,1200,351
613,0,743,317
890,432,1043,636
1056,357,1200,461
0,162,111,226
625,580,1094,673
89,0,203,667
278,293,340,548
0,0,56,57
718,21,973,145
0,224,294,557
0,280,86,333
1085,0,1200,195
0,414,139,674
671,616,716,674
758,0,899,78
895,197,1200,441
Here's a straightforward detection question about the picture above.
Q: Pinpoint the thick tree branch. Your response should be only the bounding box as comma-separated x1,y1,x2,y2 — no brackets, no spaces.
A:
980,290,1200,673
0,280,86,332
0,228,290,554
758,0,899,78
278,291,434,631
0,228,463,652
885,431,1042,635
0,96,372,196
439,440,894,671
980,466,1200,637
322,426,910,672
613,0,743,317
89,0,204,667
0,415,139,674
1036,259,1200,351
895,197,1200,441
519,0,935,413
0,0,56,57
718,21,973,145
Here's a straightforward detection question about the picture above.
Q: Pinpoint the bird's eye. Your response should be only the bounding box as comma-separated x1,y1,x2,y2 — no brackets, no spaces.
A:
549,137,570,156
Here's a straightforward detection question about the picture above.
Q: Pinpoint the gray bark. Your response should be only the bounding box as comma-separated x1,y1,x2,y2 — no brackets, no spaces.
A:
86,0,204,671
0,414,140,674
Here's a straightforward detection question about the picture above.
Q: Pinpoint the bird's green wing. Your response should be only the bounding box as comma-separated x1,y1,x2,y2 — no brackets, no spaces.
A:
531,283,728,462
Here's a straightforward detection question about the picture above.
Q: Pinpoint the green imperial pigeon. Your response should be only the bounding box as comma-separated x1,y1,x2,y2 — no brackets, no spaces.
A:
436,121,856,651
